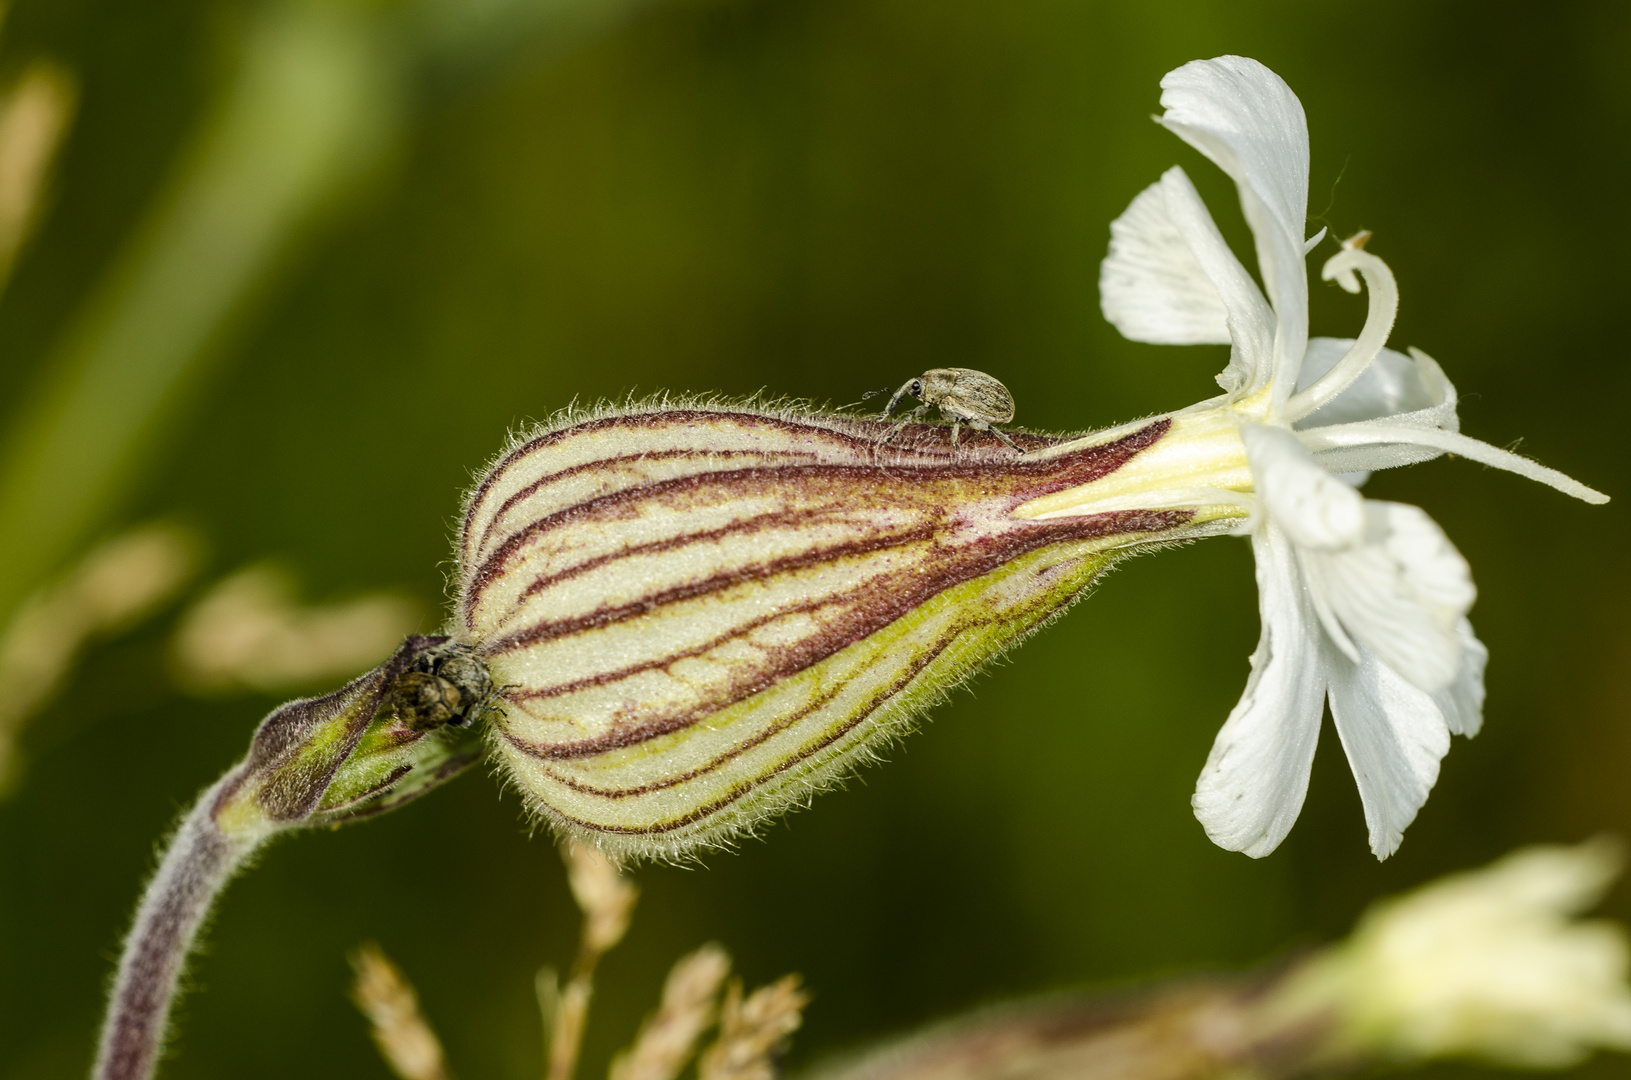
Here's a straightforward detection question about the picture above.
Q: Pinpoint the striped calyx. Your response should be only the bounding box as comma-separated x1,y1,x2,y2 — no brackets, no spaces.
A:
457,402,1192,859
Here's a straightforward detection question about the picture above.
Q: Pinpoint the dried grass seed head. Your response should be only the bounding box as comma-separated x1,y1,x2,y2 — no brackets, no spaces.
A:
350,943,452,1080
563,842,638,955
610,943,733,1080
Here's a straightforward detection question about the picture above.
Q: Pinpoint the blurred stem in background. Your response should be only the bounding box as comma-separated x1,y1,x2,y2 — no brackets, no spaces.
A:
792,841,1631,1079
0,0,393,629
0,0,649,628
543,844,640,1080
169,560,421,693
0,52,74,290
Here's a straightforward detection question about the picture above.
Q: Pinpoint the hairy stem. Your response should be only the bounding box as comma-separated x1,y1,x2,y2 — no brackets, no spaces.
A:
93,772,268,1080
92,635,489,1080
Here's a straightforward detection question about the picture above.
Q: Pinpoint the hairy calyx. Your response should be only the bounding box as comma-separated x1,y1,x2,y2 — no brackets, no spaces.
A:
457,402,1208,860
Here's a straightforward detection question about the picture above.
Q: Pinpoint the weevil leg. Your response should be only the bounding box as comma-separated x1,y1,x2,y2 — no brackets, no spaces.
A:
959,414,1011,447
950,420,962,449
882,404,931,442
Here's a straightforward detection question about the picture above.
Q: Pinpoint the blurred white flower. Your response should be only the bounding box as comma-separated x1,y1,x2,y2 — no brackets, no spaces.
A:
1087,56,1607,859
1315,839,1631,1067
804,841,1631,1080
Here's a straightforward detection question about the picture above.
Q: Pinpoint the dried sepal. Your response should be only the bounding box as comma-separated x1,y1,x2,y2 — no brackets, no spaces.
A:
457,399,1192,859
204,635,490,829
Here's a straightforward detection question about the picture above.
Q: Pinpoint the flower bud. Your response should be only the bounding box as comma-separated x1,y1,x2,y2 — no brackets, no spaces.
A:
214,634,489,833
456,403,1196,859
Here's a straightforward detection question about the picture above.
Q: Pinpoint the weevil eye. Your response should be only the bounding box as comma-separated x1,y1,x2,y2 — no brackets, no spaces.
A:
911,380,923,395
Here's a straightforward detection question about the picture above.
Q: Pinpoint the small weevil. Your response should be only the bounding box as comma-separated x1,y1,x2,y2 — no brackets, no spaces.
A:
880,367,1019,450
389,641,494,731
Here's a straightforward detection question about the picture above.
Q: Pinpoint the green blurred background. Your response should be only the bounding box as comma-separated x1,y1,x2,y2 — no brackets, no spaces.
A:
2,0,1629,1077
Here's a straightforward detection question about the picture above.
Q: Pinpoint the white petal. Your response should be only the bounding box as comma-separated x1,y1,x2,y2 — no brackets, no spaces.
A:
1244,426,1476,693
1434,618,1488,738
1158,57,1310,392
1192,526,1327,857
1098,169,1279,396
1298,346,1464,474
1099,176,1232,345
1154,168,1278,393
1244,424,1365,550
1303,502,1475,693
1295,340,1456,427
1327,646,1452,860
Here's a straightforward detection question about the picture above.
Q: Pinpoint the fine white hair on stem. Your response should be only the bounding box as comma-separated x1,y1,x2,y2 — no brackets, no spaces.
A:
91,775,267,1080
94,637,485,1080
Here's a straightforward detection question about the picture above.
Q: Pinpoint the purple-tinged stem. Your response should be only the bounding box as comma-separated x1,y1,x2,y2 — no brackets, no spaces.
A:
93,771,266,1080
91,635,488,1080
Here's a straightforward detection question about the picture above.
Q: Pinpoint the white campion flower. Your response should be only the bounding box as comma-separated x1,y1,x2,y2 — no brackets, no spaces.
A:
1028,56,1608,859
1291,839,1631,1068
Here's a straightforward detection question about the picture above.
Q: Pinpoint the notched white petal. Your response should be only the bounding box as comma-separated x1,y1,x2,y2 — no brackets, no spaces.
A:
1303,502,1474,694
1328,647,1453,859
1434,618,1487,738
1192,528,1326,858
1295,341,1452,426
1099,177,1232,346
1245,425,1473,695
1157,55,1310,373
